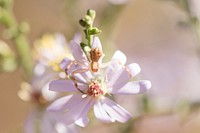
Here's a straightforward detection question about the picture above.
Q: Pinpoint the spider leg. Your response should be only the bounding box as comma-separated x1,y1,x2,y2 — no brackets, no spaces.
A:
70,75,87,94
70,68,90,94
74,60,89,68
65,60,88,75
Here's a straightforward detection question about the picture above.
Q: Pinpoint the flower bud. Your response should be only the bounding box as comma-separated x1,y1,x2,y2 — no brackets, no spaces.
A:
79,15,93,27
79,19,89,27
80,42,91,53
87,9,96,20
83,15,92,26
80,42,87,49
88,27,102,35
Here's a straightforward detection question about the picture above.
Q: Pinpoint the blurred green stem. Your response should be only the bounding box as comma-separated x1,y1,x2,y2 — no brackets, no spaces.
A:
14,34,33,77
99,4,124,38
182,0,200,57
0,0,33,78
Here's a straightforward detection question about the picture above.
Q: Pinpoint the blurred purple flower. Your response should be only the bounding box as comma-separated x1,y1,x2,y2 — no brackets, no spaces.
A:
32,33,73,71
19,65,79,133
25,109,78,133
48,37,151,127
18,64,59,104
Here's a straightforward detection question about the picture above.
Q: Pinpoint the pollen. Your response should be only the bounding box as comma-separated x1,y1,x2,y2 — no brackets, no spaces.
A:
87,82,104,97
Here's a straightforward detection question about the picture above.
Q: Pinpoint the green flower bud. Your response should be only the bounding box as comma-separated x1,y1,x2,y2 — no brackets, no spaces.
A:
87,9,96,20
83,45,91,53
83,15,92,26
79,15,92,28
80,42,91,52
88,27,102,35
79,19,89,27
80,42,87,49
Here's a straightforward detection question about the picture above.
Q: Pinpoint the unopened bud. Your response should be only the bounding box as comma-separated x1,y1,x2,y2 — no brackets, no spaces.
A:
88,27,101,35
79,15,93,27
80,42,87,49
79,19,88,27
83,15,92,25
87,9,96,20
80,42,91,53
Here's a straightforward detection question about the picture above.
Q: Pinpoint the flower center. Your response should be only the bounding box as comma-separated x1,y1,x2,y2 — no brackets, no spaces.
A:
31,91,48,105
87,82,103,97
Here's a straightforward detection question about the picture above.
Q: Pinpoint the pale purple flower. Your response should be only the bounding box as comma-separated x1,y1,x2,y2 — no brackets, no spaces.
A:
33,33,73,71
19,65,79,133
24,109,78,133
48,37,151,127
18,64,59,103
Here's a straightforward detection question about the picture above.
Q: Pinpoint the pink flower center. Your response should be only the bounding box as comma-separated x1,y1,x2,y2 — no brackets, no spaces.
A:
87,82,103,97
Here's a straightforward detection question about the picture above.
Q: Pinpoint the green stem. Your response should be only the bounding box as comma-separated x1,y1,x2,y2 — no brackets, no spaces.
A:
0,0,33,78
86,28,93,47
14,34,33,77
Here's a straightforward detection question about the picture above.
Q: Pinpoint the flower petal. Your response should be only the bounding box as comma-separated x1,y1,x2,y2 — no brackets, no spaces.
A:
59,58,72,71
110,80,151,95
49,80,77,92
94,100,115,122
63,96,95,127
126,63,141,77
112,50,127,65
41,113,56,133
105,50,127,82
77,82,88,91
101,97,132,123
105,60,124,83
73,32,82,44
107,67,131,89
73,71,93,84
67,63,84,76
62,61,91,83
74,97,95,127
92,37,102,51
106,62,142,90
75,116,89,127
47,95,74,111
24,111,36,133
55,123,79,133
69,40,87,61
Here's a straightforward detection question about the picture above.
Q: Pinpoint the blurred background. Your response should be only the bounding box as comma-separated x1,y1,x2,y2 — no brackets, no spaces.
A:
1,0,200,132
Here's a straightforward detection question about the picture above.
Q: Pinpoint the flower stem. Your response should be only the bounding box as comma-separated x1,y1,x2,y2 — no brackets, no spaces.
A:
79,9,101,57
14,34,33,78
0,0,33,78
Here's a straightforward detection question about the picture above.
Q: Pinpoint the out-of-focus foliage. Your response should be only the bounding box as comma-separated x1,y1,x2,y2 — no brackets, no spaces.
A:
0,40,17,72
